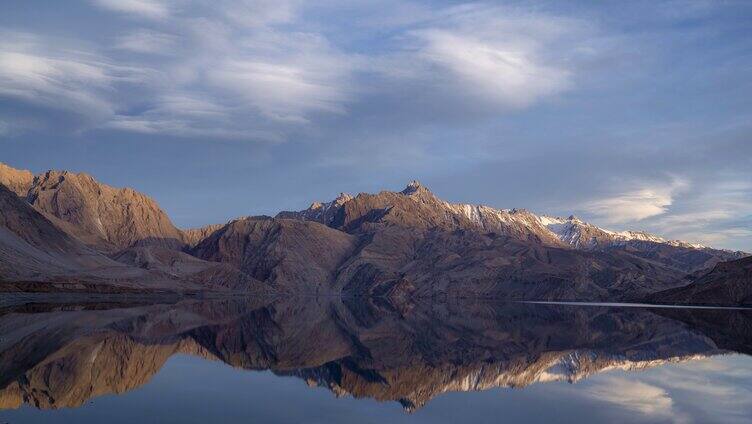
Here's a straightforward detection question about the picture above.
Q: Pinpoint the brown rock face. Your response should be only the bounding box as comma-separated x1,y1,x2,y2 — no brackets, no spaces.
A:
191,216,358,293
0,181,245,292
0,163,34,197
27,170,184,251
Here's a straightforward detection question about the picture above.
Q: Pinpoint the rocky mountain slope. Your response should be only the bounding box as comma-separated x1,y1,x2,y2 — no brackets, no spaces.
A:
268,181,744,299
0,180,261,292
1,163,186,252
189,183,688,299
27,170,185,251
540,215,744,272
111,245,262,291
191,216,358,293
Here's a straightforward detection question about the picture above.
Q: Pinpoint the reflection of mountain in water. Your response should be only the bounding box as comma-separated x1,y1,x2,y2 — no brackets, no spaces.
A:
1,297,750,411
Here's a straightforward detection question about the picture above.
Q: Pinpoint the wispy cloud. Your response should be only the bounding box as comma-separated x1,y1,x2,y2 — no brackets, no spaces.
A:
91,0,172,20
583,178,688,224
0,31,150,125
203,32,355,122
584,377,684,421
642,179,752,247
114,29,178,54
413,29,569,108
405,5,576,109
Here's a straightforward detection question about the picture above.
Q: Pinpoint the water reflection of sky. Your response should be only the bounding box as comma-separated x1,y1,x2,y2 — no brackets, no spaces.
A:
2,354,750,424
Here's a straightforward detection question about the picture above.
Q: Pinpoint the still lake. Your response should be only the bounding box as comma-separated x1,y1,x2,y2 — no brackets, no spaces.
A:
1,296,750,423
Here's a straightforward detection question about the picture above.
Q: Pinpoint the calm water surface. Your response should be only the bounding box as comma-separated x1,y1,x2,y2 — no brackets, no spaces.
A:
1,297,751,423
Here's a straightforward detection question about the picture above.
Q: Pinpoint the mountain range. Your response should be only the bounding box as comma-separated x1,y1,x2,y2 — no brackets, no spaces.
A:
0,162,748,304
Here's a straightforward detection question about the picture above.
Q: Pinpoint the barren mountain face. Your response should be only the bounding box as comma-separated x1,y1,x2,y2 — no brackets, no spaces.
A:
0,181,261,292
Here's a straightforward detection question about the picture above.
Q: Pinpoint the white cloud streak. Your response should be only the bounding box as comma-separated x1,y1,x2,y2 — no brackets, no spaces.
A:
584,377,682,421
0,31,150,124
91,0,172,20
406,5,576,109
115,29,178,54
583,178,688,224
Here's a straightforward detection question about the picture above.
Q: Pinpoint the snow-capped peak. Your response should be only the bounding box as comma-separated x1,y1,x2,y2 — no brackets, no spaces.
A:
537,214,707,250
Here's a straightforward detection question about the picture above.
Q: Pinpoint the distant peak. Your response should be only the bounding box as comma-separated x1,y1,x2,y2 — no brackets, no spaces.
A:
401,180,427,195
335,192,353,203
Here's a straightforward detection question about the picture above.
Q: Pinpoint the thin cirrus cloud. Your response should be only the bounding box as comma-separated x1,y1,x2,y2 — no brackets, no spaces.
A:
114,29,178,54
406,5,577,109
0,31,151,130
582,178,689,224
0,1,584,140
91,0,172,20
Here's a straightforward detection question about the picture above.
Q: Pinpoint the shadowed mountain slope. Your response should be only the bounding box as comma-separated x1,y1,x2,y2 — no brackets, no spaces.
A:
0,184,120,281
648,256,752,306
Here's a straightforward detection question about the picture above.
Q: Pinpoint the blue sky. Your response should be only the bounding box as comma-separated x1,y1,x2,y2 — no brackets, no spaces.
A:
0,0,750,250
